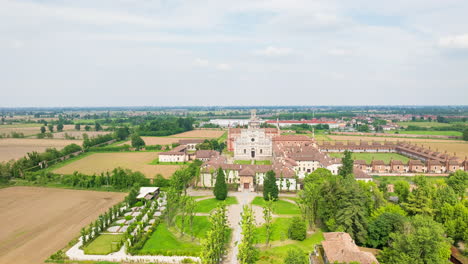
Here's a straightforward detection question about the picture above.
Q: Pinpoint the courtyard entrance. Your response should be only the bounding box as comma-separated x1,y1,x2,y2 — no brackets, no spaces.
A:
243,183,250,190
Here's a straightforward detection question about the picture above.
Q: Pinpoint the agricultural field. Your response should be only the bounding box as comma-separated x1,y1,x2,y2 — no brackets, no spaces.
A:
386,130,462,137
0,138,83,162
0,124,43,136
53,131,111,139
53,152,181,178
328,152,410,163
169,129,225,138
0,186,126,264
118,136,190,146
396,121,465,128
327,135,468,159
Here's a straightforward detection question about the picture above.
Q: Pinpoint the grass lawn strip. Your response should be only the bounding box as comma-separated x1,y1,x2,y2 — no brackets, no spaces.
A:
256,230,324,264
175,215,211,239
251,197,301,215
83,234,124,255
139,222,201,256
328,152,409,164
194,196,238,213
255,217,292,243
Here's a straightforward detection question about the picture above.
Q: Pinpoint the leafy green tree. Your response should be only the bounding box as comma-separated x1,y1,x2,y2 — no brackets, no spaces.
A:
95,122,102,131
284,248,308,264
57,123,64,132
131,134,145,150
213,168,228,200
40,126,46,134
402,176,434,216
238,205,259,264
84,125,91,131
367,212,406,248
299,169,328,229
393,180,410,203
338,150,353,179
75,124,81,130
48,124,54,132
378,215,451,264
185,196,196,241
201,203,229,264
114,127,130,141
334,180,368,244
288,217,306,241
263,170,278,200
446,170,468,199
463,129,468,141
357,124,370,132
263,196,273,247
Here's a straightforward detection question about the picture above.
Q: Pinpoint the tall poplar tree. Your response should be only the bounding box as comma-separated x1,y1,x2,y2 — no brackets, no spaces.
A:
263,196,273,247
201,203,229,264
238,205,259,264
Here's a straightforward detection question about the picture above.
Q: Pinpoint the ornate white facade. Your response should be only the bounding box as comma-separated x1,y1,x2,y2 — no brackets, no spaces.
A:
233,110,275,160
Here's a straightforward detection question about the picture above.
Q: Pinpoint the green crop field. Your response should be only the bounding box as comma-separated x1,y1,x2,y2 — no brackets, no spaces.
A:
328,152,410,164
194,197,238,213
83,234,124,255
251,197,300,215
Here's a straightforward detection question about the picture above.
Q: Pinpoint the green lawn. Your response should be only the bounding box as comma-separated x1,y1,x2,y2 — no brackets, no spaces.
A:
194,197,238,213
328,152,409,164
251,197,301,215
140,223,202,256
234,160,252,165
255,160,272,165
372,175,448,185
83,234,124,255
175,215,211,239
218,131,227,143
387,130,462,137
255,217,292,243
257,230,324,264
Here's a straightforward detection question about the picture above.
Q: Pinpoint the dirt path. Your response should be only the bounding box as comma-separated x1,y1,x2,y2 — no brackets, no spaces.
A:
0,187,126,264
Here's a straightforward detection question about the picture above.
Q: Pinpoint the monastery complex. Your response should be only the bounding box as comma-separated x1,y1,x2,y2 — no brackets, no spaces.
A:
158,111,468,192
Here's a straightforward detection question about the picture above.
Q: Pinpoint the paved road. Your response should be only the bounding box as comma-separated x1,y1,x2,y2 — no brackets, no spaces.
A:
224,191,261,264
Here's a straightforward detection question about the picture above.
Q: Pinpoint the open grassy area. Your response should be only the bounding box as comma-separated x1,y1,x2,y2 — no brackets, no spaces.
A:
372,175,448,184
396,121,460,128
255,217,291,243
257,230,324,264
140,223,202,256
234,160,252,165
328,152,410,163
194,197,238,213
83,234,124,255
175,215,211,239
387,130,462,137
251,197,301,215
255,160,272,165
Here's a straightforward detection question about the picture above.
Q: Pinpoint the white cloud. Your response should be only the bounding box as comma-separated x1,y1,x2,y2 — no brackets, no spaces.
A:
194,58,209,67
254,46,293,57
216,63,232,71
439,34,468,49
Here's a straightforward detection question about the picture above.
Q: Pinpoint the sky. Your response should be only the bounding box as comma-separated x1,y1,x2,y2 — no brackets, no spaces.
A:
1,0,467,107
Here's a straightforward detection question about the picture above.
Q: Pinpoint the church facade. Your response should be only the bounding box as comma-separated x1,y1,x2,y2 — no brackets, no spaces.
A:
232,110,277,160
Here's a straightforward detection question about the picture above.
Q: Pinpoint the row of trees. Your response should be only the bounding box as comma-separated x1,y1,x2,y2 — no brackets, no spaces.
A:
196,139,225,153
136,117,194,136
201,203,230,263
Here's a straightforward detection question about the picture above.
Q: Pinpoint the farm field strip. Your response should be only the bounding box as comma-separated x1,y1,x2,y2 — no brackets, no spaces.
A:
0,186,126,264
328,152,410,163
168,130,225,138
0,138,83,162
53,152,181,178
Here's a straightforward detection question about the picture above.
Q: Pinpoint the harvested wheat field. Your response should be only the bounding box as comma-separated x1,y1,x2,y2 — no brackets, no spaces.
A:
327,135,468,160
54,152,181,178
0,186,126,264
0,138,83,162
169,129,225,138
0,124,77,137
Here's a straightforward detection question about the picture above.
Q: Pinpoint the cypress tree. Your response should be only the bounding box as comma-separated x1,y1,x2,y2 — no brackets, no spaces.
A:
214,168,228,200
263,170,278,201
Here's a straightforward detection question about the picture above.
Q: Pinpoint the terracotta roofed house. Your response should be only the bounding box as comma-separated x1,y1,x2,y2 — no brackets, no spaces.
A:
317,232,379,264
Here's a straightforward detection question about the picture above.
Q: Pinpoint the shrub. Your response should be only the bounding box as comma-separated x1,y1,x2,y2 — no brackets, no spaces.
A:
288,217,306,241
134,201,143,207
125,215,133,221
284,248,308,264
